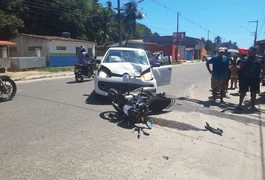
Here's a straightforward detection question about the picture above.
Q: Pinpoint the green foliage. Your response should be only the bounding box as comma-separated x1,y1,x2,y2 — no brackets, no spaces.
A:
0,10,24,40
0,0,158,45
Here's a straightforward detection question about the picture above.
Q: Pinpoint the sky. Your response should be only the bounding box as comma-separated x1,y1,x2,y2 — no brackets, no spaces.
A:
99,0,265,48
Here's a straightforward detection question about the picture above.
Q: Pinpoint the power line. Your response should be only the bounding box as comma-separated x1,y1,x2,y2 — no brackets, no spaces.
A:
150,0,228,41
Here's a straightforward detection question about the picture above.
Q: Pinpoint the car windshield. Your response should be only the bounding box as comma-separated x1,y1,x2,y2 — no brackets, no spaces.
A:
103,49,149,65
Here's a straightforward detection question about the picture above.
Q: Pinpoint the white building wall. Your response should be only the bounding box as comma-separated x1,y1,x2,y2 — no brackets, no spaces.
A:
48,40,96,56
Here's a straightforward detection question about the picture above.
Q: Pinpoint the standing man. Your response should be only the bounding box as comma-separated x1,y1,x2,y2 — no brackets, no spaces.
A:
206,48,230,103
237,46,265,110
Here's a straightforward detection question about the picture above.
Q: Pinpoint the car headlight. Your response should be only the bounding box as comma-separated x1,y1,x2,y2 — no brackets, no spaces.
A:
98,70,109,78
140,72,153,81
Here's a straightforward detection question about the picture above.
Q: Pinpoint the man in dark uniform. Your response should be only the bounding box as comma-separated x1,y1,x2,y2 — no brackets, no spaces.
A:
237,46,265,110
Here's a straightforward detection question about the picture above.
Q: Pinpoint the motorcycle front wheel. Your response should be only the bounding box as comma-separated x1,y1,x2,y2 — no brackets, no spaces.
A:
0,78,17,101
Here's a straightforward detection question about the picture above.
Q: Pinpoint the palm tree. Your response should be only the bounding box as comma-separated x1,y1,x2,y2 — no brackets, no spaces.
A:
123,0,145,46
106,1,112,10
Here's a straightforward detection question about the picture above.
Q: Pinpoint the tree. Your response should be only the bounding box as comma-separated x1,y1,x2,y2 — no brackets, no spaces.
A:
0,10,24,40
0,0,158,45
214,36,222,44
123,0,145,46
205,40,213,51
201,37,206,46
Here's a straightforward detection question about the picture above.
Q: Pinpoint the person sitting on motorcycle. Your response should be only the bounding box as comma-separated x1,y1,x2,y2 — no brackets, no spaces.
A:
77,46,95,75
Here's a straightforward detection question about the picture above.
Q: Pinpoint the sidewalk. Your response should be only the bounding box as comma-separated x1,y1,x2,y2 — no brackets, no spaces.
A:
5,70,73,81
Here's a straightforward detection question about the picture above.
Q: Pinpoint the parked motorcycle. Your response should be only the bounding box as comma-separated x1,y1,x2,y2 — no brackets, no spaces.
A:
0,66,17,101
74,62,96,82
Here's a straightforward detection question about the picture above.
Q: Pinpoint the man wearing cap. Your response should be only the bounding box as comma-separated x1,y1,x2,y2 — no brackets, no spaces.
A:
237,46,265,110
206,48,230,103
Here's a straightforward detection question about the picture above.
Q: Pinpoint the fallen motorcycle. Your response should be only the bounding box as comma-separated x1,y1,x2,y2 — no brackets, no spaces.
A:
108,87,175,129
129,87,176,113
0,73,17,101
108,88,153,129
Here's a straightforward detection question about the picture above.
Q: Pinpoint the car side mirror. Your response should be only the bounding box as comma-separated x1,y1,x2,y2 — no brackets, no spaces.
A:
151,62,160,67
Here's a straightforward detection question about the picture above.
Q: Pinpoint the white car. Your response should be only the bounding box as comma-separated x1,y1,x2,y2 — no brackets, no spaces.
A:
94,47,172,96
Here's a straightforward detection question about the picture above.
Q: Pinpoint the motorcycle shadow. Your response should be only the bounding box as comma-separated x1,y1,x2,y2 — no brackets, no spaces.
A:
100,111,144,130
67,79,92,84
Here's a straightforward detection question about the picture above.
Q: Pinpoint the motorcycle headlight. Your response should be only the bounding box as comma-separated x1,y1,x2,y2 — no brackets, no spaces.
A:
98,70,110,78
140,72,153,81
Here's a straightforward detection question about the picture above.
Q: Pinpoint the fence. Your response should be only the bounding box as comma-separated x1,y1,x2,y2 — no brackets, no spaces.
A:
10,57,46,71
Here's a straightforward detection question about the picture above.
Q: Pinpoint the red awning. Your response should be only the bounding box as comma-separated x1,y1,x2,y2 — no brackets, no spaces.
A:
0,41,17,46
238,48,248,55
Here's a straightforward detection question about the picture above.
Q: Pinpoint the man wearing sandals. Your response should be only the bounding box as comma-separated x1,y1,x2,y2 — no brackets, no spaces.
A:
237,46,265,110
206,48,230,104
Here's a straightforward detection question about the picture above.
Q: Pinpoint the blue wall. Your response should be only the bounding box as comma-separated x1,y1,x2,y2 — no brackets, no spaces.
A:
186,51,194,60
49,56,77,67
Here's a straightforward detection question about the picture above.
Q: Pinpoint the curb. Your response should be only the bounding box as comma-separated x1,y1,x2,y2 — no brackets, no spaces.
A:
12,72,73,82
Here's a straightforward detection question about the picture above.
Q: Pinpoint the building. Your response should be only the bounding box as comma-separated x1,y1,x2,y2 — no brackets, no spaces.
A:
257,39,265,57
10,33,96,67
143,35,203,61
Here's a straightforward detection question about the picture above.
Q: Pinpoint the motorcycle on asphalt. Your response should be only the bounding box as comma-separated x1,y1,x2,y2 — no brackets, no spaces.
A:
108,88,153,129
107,87,175,129
0,65,17,101
74,60,97,82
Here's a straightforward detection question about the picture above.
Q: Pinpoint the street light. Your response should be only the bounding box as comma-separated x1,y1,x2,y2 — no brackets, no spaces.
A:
248,20,259,46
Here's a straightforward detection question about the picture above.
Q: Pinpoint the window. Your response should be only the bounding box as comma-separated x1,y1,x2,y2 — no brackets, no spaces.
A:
56,46,67,50
28,46,41,51
9,47,17,51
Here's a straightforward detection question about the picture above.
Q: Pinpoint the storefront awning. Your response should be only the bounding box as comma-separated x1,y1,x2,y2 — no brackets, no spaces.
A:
0,41,17,46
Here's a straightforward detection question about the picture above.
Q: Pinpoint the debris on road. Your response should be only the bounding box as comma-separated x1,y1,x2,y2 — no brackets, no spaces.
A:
162,156,169,160
205,122,223,136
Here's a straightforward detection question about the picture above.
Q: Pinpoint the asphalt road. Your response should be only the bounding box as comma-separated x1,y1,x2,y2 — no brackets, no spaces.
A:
0,62,240,180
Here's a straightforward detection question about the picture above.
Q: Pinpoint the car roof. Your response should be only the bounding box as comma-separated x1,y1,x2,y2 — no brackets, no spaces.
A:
108,47,145,51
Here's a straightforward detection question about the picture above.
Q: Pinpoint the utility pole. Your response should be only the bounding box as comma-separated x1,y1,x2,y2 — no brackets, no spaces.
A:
118,0,122,47
248,20,258,46
176,12,179,61
207,30,209,40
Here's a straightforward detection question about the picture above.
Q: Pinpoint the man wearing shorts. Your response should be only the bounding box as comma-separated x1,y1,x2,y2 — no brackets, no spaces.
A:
237,46,265,109
206,48,230,103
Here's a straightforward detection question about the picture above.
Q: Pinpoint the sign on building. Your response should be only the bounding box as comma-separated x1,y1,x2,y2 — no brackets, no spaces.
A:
173,32,186,43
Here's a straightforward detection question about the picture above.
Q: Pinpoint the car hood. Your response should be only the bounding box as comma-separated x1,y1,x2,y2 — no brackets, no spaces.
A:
100,62,150,77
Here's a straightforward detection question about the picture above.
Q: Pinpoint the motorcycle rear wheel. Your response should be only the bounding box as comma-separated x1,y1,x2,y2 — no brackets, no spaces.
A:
0,78,17,101
75,74,84,82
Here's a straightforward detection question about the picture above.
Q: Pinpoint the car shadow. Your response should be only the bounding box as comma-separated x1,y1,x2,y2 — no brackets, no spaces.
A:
85,90,111,105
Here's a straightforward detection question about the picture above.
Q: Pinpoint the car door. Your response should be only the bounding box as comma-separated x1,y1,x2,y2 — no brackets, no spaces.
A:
152,56,172,86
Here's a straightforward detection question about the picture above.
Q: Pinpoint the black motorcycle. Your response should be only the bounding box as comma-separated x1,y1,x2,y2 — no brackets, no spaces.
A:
108,87,175,129
74,62,96,82
0,66,17,101
108,88,153,129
